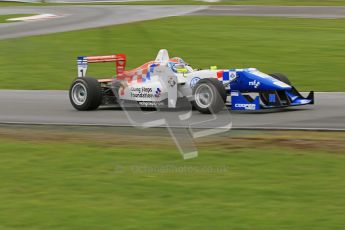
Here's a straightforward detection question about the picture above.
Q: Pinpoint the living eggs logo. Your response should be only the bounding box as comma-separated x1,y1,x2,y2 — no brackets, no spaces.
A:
190,77,201,88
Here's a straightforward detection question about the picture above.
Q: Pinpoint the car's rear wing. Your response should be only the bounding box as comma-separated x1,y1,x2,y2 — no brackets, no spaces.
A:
77,54,126,78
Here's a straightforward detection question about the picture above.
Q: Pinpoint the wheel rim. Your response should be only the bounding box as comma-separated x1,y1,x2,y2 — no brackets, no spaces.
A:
195,84,214,109
72,83,87,105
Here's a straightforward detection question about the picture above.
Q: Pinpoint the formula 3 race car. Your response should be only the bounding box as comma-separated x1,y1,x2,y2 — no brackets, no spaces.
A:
69,49,314,114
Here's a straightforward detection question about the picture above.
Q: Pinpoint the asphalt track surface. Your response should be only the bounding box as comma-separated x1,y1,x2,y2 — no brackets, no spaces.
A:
1,5,345,39
0,90,344,130
0,5,344,130
0,5,206,39
190,5,345,18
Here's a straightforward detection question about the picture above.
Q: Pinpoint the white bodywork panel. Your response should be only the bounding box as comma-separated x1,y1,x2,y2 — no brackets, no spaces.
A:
116,49,221,108
155,49,170,63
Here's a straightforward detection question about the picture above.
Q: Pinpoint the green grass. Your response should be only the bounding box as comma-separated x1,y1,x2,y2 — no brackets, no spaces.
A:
0,130,344,229
1,16,345,91
1,0,345,6
0,14,35,23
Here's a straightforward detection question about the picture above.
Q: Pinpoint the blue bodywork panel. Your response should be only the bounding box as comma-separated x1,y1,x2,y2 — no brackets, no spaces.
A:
226,68,314,110
231,91,260,111
230,68,292,91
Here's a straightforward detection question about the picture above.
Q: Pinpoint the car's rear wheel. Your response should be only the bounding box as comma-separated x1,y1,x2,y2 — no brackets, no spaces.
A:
192,78,226,114
69,77,102,111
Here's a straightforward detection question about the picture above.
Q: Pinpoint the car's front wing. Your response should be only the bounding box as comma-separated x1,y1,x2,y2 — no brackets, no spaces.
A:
229,87,314,111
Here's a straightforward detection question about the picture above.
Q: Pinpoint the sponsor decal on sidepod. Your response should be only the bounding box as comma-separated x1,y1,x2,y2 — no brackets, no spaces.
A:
190,77,201,88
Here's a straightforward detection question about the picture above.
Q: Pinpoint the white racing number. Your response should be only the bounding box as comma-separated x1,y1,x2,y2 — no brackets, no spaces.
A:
77,56,88,77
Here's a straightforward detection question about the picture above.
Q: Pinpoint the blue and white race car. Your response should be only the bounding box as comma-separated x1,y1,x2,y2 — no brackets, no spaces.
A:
70,49,314,113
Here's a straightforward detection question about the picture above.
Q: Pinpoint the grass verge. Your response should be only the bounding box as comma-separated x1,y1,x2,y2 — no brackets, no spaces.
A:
0,16,345,91
0,126,344,229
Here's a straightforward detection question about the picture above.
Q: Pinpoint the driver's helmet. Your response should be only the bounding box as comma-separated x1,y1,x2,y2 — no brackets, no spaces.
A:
168,57,189,73
170,63,187,73
174,57,185,64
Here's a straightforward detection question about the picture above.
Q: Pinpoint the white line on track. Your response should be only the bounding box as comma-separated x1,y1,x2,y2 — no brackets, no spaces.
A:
7,13,65,22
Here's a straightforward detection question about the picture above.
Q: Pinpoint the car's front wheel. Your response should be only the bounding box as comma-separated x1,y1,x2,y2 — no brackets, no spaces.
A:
192,78,226,114
269,73,291,85
69,77,102,111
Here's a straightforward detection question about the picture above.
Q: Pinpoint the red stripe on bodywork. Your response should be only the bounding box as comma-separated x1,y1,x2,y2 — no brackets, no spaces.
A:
217,71,223,79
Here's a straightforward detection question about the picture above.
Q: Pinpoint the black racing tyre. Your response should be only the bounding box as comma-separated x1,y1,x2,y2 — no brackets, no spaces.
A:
69,77,102,111
192,78,226,114
269,73,291,86
111,80,123,99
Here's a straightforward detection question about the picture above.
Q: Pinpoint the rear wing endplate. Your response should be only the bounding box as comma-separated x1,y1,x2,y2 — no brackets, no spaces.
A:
77,54,126,77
